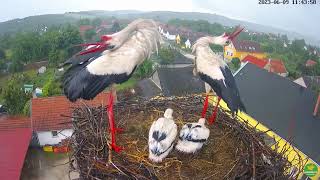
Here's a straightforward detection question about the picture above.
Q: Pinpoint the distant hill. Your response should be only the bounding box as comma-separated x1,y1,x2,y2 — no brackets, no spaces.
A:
0,10,319,46
0,14,79,34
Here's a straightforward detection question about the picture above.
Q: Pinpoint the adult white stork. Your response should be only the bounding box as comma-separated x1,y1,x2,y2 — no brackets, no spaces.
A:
61,19,161,151
192,27,246,124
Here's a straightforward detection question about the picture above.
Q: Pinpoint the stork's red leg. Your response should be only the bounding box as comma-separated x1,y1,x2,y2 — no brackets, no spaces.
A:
209,97,221,125
107,92,123,152
201,95,209,118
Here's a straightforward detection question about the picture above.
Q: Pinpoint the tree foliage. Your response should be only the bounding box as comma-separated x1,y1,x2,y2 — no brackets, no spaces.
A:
159,47,175,64
230,57,241,71
84,29,96,41
91,18,102,27
1,75,31,115
42,77,62,97
134,60,154,79
7,25,82,71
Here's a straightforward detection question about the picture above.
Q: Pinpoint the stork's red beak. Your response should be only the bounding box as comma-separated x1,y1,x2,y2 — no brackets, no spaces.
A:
224,26,244,41
101,35,112,42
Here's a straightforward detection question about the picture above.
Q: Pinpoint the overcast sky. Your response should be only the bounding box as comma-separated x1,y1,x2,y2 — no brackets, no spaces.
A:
1,0,319,38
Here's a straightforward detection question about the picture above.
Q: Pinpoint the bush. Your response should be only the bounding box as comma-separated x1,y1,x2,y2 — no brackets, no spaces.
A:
134,60,154,79
231,57,241,70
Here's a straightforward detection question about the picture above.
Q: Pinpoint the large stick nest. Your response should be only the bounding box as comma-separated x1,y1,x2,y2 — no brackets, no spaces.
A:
69,95,305,180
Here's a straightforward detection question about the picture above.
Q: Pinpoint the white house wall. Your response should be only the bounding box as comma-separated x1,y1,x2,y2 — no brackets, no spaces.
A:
37,129,73,146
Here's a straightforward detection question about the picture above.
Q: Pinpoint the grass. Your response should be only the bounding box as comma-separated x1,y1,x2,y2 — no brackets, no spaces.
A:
115,78,138,91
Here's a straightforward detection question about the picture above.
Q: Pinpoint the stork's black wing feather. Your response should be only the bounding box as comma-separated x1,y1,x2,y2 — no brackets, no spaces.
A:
199,66,246,114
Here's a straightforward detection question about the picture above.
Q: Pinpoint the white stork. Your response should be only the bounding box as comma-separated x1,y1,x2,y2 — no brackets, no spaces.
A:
62,19,161,151
192,27,246,123
148,108,177,162
176,118,210,153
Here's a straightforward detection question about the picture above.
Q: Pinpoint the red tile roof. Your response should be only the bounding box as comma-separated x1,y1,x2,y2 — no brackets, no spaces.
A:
0,116,31,180
242,55,268,68
0,116,30,130
232,40,263,53
306,59,317,67
31,92,110,131
268,59,287,74
0,128,31,180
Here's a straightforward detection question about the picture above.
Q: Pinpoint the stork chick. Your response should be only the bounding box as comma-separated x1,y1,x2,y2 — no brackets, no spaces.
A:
176,118,210,153
148,108,177,162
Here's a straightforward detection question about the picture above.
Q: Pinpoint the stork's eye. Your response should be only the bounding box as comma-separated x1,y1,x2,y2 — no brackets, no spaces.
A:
225,40,231,45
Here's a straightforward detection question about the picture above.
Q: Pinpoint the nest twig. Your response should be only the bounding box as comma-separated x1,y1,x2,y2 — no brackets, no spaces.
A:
69,95,306,180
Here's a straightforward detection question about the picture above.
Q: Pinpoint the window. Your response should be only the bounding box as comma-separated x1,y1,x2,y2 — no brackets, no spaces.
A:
52,131,58,138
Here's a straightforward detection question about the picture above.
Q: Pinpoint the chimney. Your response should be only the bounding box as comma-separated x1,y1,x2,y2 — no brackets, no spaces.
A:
313,93,320,117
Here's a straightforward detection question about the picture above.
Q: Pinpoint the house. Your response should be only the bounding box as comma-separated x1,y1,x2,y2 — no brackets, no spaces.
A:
165,31,176,41
224,39,267,60
242,55,288,77
185,39,191,49
176,34,181,44
305,59,317,67
264,59,288,77
242,55,268,68
230,63,320,179
31,92,110,146
0,116,31,180
294,76,320,90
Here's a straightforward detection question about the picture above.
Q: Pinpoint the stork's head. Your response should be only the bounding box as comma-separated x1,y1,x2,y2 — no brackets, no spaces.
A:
100,35,116,50
211,26,244,46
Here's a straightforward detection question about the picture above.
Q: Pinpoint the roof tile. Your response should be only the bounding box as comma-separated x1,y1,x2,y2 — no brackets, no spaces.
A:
31,92,110,131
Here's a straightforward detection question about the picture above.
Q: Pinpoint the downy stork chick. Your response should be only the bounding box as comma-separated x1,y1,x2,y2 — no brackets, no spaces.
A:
192,27,246,115
62,19,161,102
148,108,177,163
176,118,210,153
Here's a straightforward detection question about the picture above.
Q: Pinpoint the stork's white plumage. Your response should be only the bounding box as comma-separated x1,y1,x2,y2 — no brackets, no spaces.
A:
192,27,245,115
148,108,177,162
62,19,161,102
175,118,210,153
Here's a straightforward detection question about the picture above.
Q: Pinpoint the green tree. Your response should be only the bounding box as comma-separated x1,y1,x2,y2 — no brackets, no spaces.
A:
11,32,42,64
1,76,31,115
42,77,62,97
231,57,241,70
111,21,121,33
78,18,91,26
159,47,175,64
9,60,23,73
48,49,68,66
84,29,96,41
134,60,154,79
91,18,102,27
0,49,5,59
